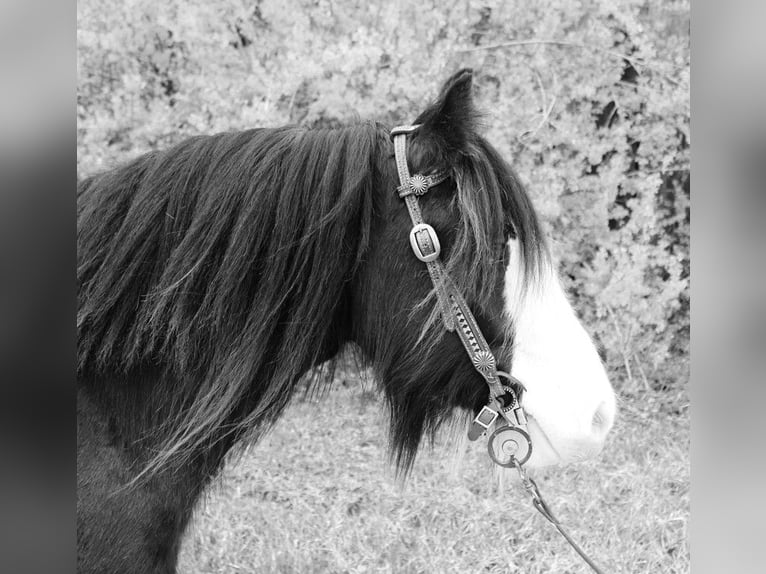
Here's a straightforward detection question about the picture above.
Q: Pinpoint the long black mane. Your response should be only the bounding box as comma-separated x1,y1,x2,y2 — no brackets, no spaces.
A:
78,112,544,477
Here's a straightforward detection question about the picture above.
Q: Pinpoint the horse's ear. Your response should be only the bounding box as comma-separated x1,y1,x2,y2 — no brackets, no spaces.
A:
415,68,479,153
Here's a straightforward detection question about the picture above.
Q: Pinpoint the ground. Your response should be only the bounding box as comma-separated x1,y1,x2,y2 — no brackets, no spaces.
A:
178,366,689,574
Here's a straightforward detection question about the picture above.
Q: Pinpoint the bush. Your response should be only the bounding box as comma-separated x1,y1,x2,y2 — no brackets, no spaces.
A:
77,0,689,400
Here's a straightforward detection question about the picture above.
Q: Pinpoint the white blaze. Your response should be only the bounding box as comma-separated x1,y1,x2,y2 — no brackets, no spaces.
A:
504,239,616,467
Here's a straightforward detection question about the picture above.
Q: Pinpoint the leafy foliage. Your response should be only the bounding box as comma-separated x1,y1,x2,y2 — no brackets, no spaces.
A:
77,0,689,398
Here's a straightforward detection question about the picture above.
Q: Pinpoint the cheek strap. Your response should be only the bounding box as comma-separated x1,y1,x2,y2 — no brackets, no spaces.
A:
391,126,519,416
392,126,455,332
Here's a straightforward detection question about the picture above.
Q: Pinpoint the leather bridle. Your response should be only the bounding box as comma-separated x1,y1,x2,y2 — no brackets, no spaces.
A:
392,124,532,464
391,124,607,574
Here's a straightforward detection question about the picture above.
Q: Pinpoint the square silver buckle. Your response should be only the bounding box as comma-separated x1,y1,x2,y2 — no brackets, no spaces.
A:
473,405,499,430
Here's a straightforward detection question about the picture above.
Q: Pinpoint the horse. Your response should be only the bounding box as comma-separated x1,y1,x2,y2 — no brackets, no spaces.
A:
77,69,616,574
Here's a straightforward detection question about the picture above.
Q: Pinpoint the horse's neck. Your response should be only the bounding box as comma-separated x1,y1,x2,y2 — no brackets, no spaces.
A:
80,366,233,468
78,368,235,572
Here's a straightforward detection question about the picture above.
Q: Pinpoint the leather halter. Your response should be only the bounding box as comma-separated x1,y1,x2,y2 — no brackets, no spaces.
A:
391,125,607,574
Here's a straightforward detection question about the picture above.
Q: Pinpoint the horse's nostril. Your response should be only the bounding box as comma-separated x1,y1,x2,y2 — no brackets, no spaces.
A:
591,401,613,437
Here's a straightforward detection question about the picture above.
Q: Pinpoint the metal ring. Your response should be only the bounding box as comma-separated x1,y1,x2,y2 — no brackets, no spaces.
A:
487,425,532,467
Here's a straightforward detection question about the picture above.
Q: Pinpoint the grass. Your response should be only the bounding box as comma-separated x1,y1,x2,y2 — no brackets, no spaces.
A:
178,368,689,574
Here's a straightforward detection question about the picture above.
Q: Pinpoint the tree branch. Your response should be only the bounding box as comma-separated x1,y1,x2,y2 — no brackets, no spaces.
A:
455,39,685,88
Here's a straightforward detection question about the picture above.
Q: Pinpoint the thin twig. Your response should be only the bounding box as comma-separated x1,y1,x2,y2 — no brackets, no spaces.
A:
632,350,651,392
516,66,558,142
288,86,298,123
623,320,651,392
532,66,547,113
456,39,685,88
457,39,644,69
605,303,634,387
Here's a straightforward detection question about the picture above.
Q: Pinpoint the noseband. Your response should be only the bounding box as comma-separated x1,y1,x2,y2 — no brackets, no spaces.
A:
391,125,606,574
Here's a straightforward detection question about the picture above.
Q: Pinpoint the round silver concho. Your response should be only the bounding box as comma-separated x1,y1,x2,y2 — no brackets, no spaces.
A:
487,424,532,467
471,350,496,375
409,174,429,196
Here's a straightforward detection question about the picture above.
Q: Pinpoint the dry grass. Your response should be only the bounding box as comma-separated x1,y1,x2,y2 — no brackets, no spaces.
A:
178,370,689,574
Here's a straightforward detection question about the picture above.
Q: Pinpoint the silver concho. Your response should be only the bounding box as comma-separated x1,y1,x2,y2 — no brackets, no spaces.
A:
487,424,532,467
471,350,496,375
409,174,429,196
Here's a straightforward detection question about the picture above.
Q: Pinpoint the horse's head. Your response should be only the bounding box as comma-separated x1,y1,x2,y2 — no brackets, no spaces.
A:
352,69,616,470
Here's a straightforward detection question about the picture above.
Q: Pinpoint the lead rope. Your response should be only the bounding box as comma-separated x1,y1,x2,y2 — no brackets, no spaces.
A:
391,125,608,574
514,460,607,574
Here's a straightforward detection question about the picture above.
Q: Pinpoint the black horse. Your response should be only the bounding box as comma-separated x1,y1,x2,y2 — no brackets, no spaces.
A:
77,69,615,573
